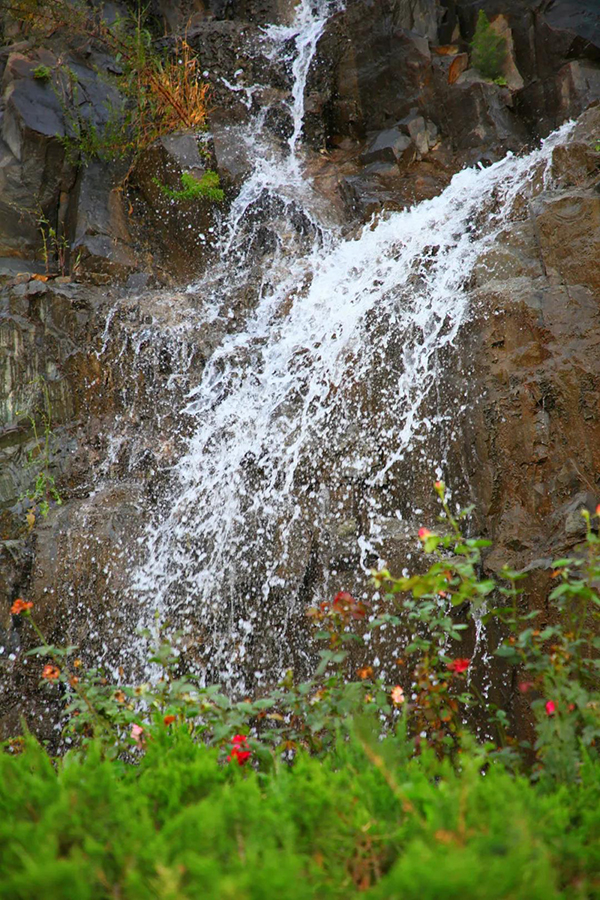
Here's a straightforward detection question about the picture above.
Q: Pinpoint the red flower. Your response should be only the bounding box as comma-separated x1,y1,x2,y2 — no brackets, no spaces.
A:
11,598,33,615
518,681,534,693
418,528,432,541
41,664,60,682
163,715,176,726
228,747,251,765
545,700,556,716
596,504,600,517
227,734,252,766
447,658,470,674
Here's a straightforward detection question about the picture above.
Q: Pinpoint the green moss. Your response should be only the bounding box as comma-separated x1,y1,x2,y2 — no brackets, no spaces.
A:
153,170,225,203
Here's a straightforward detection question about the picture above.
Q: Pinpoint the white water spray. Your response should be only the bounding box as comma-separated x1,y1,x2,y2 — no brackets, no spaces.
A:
132,0,575,688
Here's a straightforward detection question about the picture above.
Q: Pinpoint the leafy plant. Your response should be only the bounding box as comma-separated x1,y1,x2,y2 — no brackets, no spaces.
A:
7,0,209,165
32,63,51,81
471,10,507,81
16,377,62,527
6,483,600,895
153,170,225,203
38,211,71,275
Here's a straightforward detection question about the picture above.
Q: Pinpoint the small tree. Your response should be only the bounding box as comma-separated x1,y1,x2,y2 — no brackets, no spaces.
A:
471,10,507,81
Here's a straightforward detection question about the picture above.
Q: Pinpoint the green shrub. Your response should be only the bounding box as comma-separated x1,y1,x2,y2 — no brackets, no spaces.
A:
471,10,507,81
5,484,600,896
11,484,600,783
32,64,51,81
2,728,600,898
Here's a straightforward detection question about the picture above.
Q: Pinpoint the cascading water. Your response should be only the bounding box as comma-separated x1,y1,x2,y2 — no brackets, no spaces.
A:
131,0,575,689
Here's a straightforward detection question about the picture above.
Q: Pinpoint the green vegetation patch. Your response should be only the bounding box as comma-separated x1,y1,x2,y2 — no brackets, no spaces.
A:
471,10,507,81
153,170,225,203
1,729,600,898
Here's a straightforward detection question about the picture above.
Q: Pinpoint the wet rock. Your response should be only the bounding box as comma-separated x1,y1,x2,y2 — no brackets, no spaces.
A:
310,1,435,142
71,160,138,279
129,131,222,279
435,71,529,155
360,128,412,165
488,15,524,92
453,108,600,572
210,121,253,184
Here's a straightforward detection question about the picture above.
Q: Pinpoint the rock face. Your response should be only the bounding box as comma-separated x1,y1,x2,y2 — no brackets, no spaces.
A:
1,0,600,738
459,110,600,573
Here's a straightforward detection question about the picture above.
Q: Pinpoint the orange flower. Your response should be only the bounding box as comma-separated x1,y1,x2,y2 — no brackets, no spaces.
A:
69,676,79,687
418,528,432,541
357,666,374,680
163,714,176,726
42,664,60,682
11,598,33,615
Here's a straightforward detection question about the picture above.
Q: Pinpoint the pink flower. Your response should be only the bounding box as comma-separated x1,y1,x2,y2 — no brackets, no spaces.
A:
131,723,145,747
447,658,470,674
418,528,432,541
518,682,534,693
391,685,405,705
545,700,556,716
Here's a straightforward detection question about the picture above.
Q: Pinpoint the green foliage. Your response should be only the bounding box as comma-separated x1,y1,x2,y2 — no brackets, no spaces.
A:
2,728,600,898
37,211,81,276
11,0,209,166
6,485,600,895
12,484,600,785
471,10,507,81
153,170,225,203
32,64,51,81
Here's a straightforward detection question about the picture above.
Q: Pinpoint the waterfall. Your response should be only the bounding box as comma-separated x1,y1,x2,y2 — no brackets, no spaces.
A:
130,0,575,689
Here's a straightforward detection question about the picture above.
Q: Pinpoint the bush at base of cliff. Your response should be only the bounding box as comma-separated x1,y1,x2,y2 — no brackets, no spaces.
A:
2,727,599,899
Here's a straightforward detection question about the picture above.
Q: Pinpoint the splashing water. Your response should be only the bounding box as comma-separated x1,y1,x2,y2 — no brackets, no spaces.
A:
131,0,575,688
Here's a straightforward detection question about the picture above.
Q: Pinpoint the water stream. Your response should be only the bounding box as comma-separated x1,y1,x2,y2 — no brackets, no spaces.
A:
130,0,574,689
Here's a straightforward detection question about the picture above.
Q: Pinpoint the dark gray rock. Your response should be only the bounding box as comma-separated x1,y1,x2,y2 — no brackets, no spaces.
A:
360,127,412,164
129,130,224,279
71,160,138,279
